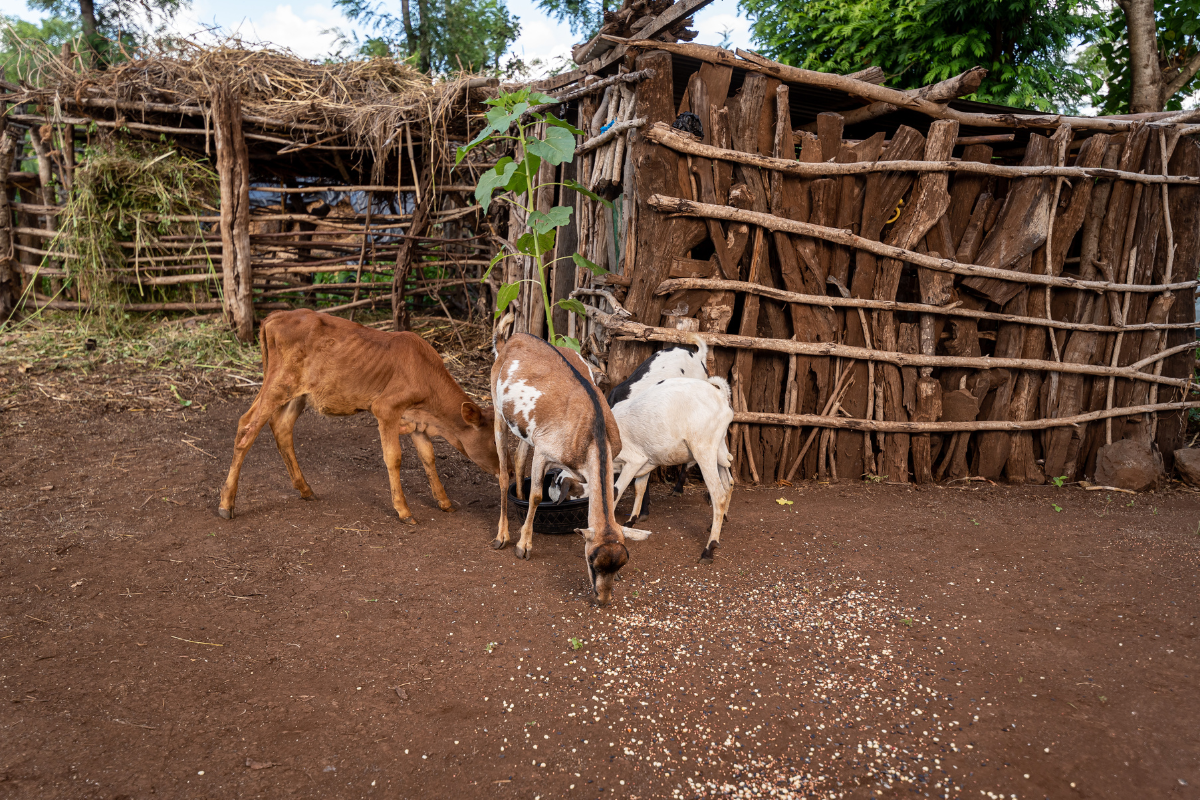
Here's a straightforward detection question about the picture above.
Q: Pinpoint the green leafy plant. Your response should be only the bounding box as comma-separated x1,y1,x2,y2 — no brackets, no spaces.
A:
1052,503,1063,512
569,636,583,650
1051,475,1068,487
169,384,192,408
485,641,498,653
457,86,611,350
901,617,914,628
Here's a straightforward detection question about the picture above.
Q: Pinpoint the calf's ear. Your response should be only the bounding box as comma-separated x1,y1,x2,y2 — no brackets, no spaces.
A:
461,401,484,427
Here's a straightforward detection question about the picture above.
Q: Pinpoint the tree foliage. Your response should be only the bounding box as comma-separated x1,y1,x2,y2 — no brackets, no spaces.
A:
533,0,607,39
1080,0,1200,113
333,0,519,73
740,0,1096,112
1,15,79,81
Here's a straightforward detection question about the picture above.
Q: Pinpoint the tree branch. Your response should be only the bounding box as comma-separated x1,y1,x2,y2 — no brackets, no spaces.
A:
1161,49,1200,108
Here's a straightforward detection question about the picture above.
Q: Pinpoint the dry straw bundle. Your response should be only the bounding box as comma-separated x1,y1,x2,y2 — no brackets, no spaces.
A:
14,37,491,180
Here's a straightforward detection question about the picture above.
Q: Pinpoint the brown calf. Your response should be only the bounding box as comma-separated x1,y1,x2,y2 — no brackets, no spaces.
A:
491,332,645,605
218,309,499,523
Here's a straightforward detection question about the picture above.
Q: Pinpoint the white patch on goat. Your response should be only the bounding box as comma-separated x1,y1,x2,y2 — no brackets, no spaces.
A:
496,371,542,444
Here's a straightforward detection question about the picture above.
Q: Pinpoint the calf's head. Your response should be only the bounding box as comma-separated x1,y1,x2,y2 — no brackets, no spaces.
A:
459,401,501,476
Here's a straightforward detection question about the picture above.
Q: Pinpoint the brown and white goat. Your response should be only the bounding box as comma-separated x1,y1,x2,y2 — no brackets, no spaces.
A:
218,309,499,523
491,331,646,605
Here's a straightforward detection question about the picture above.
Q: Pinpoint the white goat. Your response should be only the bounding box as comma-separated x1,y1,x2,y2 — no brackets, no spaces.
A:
611,376,734,563
607,333,709,507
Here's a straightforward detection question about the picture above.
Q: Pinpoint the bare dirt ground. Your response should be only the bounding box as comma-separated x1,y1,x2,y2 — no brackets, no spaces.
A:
1,341,1199,800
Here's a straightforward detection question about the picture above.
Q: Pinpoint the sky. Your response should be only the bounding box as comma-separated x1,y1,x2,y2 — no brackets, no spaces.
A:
0,0,756,70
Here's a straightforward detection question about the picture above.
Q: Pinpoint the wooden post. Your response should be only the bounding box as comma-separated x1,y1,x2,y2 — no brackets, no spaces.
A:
391,165,433,332
0,130,16,319
213,83,254,343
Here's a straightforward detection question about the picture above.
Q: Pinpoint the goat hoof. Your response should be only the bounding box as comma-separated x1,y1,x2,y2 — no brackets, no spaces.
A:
398,514,418,526
218,507,233,520
699,544,717,564
300,493,316,501
515,546,530,561
439,501,456,512
490,537,507,550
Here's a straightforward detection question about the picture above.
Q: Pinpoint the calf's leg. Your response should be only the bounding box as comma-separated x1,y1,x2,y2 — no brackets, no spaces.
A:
411,430,454,512
377,418,417,524
269,396,314,500
219,387,292,519
515,450,548,560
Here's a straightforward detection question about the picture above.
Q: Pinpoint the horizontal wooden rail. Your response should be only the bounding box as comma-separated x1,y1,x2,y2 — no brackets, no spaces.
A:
646,123,1200,186
648,195,1199,295
656,277,1200,334
610,38,1200,132
579,304,1197,389
732,401,1200,432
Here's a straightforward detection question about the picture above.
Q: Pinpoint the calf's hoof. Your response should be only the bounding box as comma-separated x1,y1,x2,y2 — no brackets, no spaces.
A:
398,514,418,526
490,537,507,550
515,546,530,561
218,507,233,520
699,543,718,564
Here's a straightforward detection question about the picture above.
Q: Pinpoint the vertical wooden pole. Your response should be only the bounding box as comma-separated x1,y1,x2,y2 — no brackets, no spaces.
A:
213,83,254,343
391,166,433,332
0,130,16,319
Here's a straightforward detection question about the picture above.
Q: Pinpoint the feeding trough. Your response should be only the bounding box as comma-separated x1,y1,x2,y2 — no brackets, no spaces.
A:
507,474,590,535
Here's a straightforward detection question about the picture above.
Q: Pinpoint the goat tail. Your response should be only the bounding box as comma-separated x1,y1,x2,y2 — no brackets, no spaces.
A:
707,375,732,406
493,310,516,357
684,331,709,372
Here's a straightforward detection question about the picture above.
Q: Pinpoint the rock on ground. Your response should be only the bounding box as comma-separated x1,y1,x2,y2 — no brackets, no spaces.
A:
1094,438,1166,492
1174,448,1200,487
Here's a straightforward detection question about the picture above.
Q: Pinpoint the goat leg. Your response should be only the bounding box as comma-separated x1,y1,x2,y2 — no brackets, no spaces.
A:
515,451,549,560
492,419,512,549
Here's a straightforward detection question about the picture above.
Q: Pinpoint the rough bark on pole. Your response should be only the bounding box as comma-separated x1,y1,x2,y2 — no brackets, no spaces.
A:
391,166,434,332
213,83,255,343
0,130,16,319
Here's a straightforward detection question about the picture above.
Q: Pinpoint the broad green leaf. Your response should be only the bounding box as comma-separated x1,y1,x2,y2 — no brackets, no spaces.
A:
528,91,557,105
495,282,521,317
562,178,612,208
502,153,541,196
525,124,577,166
456,124,497,165
481,250,508,281
542,112,585,136
572,252,608,276
528,206,573,234
476,158,519,213
554,334,582,351
556,297,588,316
516,230,556,256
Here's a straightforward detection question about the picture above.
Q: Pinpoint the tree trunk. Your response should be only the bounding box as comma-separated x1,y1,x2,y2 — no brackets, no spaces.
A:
400,0,417,60
1122,0,1164,112
415,0,432,72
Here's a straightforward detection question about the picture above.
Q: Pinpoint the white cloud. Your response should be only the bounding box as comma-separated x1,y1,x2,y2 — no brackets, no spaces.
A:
169,1,350,58
692,0,754,51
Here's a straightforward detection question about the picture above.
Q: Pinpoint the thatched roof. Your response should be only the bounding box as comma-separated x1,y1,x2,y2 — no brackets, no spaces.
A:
4,39,499,182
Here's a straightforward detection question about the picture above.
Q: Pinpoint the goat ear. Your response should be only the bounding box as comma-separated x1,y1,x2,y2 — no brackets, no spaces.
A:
622,527,652,541
461,401,484,427
575,527,595,541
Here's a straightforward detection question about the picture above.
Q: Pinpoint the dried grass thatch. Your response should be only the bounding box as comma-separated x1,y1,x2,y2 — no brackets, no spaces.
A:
9,37,496,180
